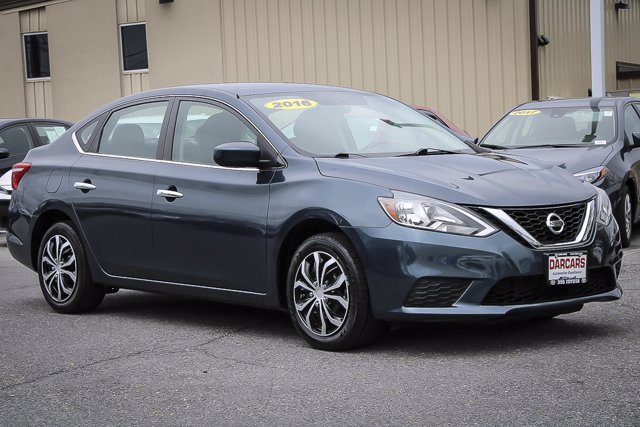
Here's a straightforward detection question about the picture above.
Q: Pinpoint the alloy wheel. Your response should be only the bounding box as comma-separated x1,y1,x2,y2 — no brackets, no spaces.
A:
293,251,349,337
41,234,77,303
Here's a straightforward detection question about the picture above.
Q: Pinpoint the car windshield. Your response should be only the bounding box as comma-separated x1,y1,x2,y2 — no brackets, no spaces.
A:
247,91,474,156
481,106,617,148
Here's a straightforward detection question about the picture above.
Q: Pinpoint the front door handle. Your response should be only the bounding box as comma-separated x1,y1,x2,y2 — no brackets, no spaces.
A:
73,181,96,192
157,188,184,199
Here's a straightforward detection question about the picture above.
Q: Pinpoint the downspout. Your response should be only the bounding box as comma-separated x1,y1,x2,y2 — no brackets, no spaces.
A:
529,0,540,100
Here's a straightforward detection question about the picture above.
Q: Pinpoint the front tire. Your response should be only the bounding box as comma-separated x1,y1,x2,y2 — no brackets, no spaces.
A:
615,186,633,248
37,222,104,313
286,232,384,351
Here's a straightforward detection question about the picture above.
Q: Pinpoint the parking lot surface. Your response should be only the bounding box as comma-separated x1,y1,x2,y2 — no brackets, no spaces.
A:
1,232,639,426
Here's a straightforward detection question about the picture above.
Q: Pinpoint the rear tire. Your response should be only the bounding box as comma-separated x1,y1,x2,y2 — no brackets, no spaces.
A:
615,186,633,248
286,232,384,351
37,222,104,313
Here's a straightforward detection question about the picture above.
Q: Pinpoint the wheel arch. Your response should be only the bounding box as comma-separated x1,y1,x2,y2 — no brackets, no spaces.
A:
30,205,78,270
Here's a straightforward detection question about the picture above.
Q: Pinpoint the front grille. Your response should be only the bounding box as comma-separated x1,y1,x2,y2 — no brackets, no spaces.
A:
404,278,471,307
502,203,586,245
481,268,616,306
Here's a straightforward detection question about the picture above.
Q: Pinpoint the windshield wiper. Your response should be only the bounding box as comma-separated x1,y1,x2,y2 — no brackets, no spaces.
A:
332,152,367,158
397,147,461,157
478,144,506,149
380,118,432,129
513,144,578,149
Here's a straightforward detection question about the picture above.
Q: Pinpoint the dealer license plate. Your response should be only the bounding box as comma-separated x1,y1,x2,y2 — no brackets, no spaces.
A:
547,252,587,286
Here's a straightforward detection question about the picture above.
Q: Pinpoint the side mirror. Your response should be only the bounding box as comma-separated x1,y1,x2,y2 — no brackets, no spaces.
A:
0,148,8,159
473,137,479,145
214,142,262,168
632,132,640,146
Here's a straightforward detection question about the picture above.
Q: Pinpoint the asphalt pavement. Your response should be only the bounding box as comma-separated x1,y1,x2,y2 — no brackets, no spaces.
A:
1,232,639,426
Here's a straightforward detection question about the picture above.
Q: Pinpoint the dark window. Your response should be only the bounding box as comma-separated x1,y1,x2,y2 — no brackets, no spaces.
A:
120,23,148,72
171,101,257,165
624,105,640,144
23,32,50,79
98,101,169,159
0,125,35,157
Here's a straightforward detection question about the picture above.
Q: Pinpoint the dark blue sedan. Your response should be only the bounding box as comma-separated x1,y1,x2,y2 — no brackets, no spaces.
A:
479,97,640,247
6,84,623,350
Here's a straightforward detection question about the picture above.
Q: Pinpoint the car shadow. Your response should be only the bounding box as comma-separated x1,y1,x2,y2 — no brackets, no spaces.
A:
87,290,624,356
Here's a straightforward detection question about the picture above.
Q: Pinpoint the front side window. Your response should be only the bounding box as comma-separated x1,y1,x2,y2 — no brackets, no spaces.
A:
120,23,148,72
248,92,472,156
98,101,169,159
482,107,617,148
172,101,257,165
33,123,68,145
23,32,50,80
0,125,35,157
624,105,640,144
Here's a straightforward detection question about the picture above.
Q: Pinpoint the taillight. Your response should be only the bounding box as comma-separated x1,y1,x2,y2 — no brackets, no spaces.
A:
11,162,31,190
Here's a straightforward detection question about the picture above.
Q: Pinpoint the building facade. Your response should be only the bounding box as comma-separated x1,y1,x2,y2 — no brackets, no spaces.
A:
0,0,638,136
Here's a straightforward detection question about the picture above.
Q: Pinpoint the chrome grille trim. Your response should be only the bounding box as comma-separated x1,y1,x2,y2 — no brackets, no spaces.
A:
481,199,596,250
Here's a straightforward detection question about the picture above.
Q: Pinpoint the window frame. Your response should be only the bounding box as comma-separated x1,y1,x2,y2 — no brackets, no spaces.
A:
623,102,640,146
119,22,149,74
22,31,50,82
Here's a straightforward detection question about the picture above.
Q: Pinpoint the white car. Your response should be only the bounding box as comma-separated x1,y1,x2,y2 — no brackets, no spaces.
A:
0,169,11,231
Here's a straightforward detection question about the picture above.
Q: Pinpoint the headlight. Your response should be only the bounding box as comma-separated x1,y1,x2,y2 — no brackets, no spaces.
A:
378,191,497,236
573,166,609,184
595,187,612,226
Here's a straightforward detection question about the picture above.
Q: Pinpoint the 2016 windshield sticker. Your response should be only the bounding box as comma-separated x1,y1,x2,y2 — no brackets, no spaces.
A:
264,99,318,110
509,109,541,116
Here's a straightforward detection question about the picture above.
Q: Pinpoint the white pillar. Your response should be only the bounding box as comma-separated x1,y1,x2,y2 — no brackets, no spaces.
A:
590,0,606,97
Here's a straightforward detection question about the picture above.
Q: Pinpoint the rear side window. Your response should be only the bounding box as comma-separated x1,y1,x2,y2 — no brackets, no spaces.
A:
0,125,35,157
98,102,169,159
33,123,68,145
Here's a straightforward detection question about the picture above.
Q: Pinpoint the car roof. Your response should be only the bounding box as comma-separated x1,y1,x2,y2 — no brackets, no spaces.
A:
0,118,73,127
131,82,364,99
515,96,637,110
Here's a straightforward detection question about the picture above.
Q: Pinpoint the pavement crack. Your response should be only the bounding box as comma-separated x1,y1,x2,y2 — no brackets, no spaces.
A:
0,347,156,393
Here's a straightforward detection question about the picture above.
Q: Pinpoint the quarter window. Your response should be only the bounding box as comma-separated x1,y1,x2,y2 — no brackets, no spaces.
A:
76,118,101,150
172,101,257,165
98,102,169,159
120,23,148,72
0,125,35,157
23,32,50,80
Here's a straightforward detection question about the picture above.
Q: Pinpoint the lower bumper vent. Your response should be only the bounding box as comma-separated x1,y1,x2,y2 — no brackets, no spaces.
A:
404,278,471,308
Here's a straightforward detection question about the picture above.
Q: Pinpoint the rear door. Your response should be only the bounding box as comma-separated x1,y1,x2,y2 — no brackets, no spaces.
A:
150,98,275,292
69,99,171,279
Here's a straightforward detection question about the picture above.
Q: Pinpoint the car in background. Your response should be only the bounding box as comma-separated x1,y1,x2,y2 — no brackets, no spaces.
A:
0,118,72,175
414,105,472,142
6,84,622,350
0,118,72,230
479,97,640,247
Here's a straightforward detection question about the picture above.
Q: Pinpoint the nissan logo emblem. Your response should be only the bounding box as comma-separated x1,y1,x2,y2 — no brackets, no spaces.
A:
546,213,565,234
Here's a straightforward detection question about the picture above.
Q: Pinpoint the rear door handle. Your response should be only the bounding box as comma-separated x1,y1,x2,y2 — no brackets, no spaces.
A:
157,189,184,199
73,181,96,191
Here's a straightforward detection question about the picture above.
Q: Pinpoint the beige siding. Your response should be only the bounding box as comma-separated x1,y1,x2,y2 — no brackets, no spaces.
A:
0,12,26,117
145,0,224,88
218,0,531,136
538,0,640,99
46,0,121,121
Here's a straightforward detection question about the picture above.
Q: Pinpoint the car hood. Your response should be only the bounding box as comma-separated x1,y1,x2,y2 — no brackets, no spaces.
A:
497,145,613,174
315,153,596,207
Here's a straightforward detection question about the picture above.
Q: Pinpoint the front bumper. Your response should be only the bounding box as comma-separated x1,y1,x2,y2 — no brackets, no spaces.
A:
347,217,623,322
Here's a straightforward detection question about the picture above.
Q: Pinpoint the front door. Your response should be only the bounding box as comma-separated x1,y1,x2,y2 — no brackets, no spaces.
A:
151,100,274,293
